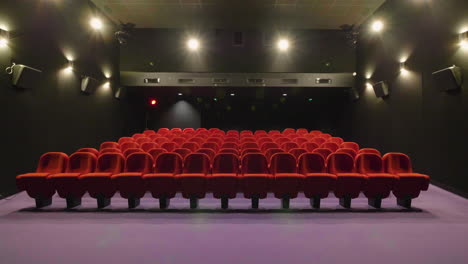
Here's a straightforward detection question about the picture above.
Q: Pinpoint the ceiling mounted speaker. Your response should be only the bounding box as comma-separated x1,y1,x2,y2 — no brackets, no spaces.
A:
373,81,389,98
432,65,463,92
81,76,99,94
8,64,42,89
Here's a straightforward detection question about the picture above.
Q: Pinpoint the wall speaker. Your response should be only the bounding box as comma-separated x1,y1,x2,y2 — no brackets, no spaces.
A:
81,76,99,94
373,81,389,98
432,65,463,91
9,64,42,89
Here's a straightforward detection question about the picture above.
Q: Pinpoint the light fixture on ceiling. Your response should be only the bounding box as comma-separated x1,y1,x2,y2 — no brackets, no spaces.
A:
277,39,290,51
187,38,200,51
90,17,103,30
459,31,468,50
352,72,357,76
230,93,235,96
178,92,183,96
64,61,74,73
400,62,409,76
282,93,288,97
371,20,384,33
0,29,9,48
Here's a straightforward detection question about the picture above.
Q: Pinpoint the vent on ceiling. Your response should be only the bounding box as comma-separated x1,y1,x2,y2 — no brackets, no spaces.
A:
178,78,195,84
315,78,332,84
212,78,230,84
281,78,298,84
144,78,160,84
247,78,265,84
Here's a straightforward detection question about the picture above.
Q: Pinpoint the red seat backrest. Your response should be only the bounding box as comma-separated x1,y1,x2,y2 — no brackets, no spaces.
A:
298,153,326,174
124,153,153,173
120,142,140,152
183,153,211,174
118,137,134,145
289,148,308,159
311,137,326,145
196,148,216,160
181,142,200,152
327,137,344,145
293,137,309,145
153,137,170,145
320,142,340,152
241,148,262,157
265,148,285,160
154,153,183,174
171,137,186,146
261,142,280,152
281,142,300,152
241,142,259,150
136,137,152,145
161,142,178,152
173,148,192,158
148,148,168,161
296,128,308,135
95,153,125,174
340,142,360,152
100,148,121,154
358,148,381,156
66,152,97,174
123,148,143,158
283,128,295,135
275,137,290,145
355,153,384,174
36,152,69,174
312,148,333,159
77,148,99,156
143,130,156,136
201,142,220,152
221,142,239,149
141,142,158,152
270,153,297,174
382,153,413,174
219,148,240,155
336,148,357,158
241,153,269,174
301,142,319,152
100,142,119,150
327,153,355,174
213,154,239,174
268,130,281,136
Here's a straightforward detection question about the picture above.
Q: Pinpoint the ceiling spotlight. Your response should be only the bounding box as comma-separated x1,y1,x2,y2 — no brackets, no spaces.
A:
400,62,409,76
178,92,183,96
308,98,313,102
277,39,290,51
149,98,158,106
0,29,9,48
0,37,8,48
352,72,357,76
459,31,468,50
371,20,384,33
187,38,200,51
282,93,288,97
230,93,235,96
90,17,103,30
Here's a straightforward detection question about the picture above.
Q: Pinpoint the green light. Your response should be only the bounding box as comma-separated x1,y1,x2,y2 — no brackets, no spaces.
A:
213,98,218,101
308,98,313,102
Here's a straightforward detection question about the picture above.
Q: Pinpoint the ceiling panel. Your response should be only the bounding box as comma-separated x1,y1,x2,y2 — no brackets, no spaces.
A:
91,0,385,29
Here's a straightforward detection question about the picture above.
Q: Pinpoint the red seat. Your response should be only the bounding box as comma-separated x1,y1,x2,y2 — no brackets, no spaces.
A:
100,142,119,150
355,153,397,208
123,148,143,157
183,128,195,133
201,142,220,152
312,148,333,159
188,137,204,145
298,153,336,208
48,152,97,208
254,130,268,136
275,137,290,145
296,128,308,135
181,142,200,152
283,128,295,135
311,137,326,145
309,130,322,136
287,134,299,139
16,152,69,208
154,137,169,145
241,148,262,157
270,153,303,208
318,133,332,140
224,137,239,143
383,153,430,208
221,142,239,149
293,137,309,145
80,153,125,208
327,153,366,208
148,148,168,161
77,148,99,156
240,130,254,137
219,148,240,155
112,152,154,208
241,153,271,208
340,142,360,152
132,133,146,140
206,137,223,146
143,130,156,136
100,148,121,154
118,137,134,145
178,153,210,208
268,130,281,136
120,142,140,152
240,137,256,143
327,137,344,145
226,130,239,136
172,137,186,146
209,154,240,207
257,137,274,145
141,142,159,152
196,148,216,160
358,148,381,156
171,128,183,133
173,148,192,158
136,137,152,145
265,148,285,161
143,153,183,209
281,142,300,152
336,148,357,158
301,142,319,152
320,142,340,152
289,148,307,159
260,142,280,152
161,142,178,152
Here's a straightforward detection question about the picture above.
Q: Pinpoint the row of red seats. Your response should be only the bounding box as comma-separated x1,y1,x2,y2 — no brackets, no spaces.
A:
16,149,429,210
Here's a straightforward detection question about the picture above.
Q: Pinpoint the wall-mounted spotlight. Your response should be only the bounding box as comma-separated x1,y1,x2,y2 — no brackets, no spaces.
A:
0,29,10,48
230,93,235,96
352,72,357,76
64,61,74,73
282,93,288,97
187,38,200,51
400,61,409,76
371,20,384,33
90,17,103,31
177,92,183,96
459,31,468,50
103,81,111,89
277,39,290,52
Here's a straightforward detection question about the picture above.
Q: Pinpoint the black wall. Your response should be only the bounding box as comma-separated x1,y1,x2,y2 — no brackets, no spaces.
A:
0,1,125,197
348,0,468,196
120,29,356,73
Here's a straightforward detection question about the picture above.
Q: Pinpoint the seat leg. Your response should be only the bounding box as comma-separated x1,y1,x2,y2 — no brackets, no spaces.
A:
159,197,170,209
251,197,259,209
310,196,321,209
66,197,82,209
281,196,290,209
35,198,52,208
339,196,352,208
128,197,140,209
97,197,111,208
397,197,412,208
190,197,199,209
221,197,229,209
368,197,382,209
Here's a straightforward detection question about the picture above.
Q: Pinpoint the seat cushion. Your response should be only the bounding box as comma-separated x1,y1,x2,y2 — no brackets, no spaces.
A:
334,173,366,199
16,173,54,199
302,173,337,198
393,173,430,198
177,173,207,199
241,174,271,199
48,173,85,198
143,173,178,199
272,173,304,199
363,173,396,199
111,173,145,199
209,173,238,199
